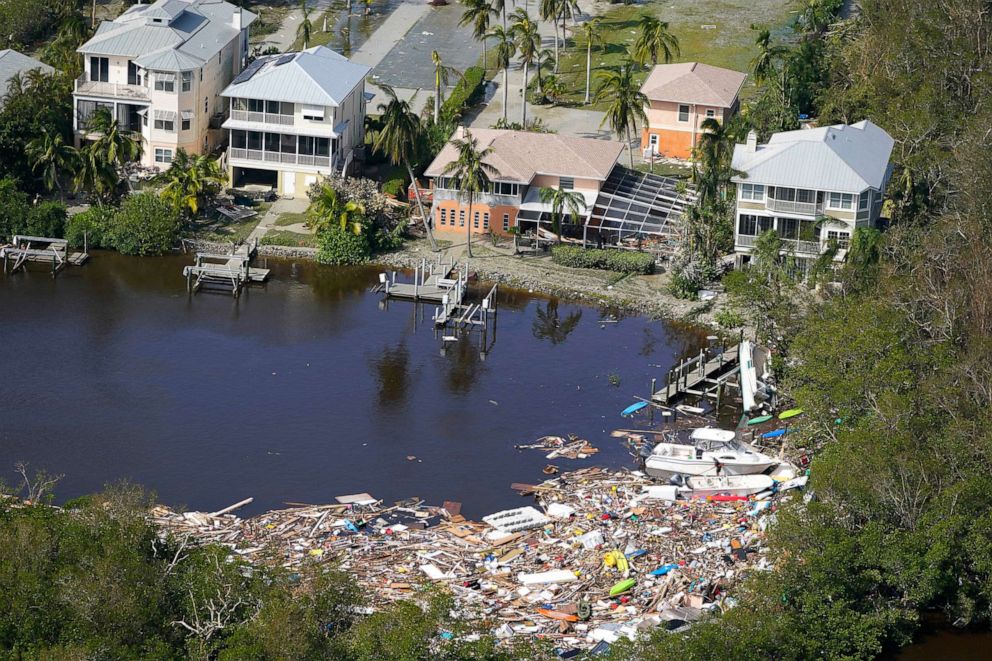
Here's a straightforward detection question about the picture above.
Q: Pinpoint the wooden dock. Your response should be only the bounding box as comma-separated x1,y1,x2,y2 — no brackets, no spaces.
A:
374,256,470,326
653,342,741,405
1,235,88,277
182,239,269,296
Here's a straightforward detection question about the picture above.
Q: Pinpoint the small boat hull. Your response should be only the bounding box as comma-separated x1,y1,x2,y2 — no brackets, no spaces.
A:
644,455,778,479
686,474,775,497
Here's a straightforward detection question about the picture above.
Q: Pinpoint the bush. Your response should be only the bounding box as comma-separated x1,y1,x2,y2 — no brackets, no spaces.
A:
440,66,485,117
316,227,372,265
550,244,655,274
65,206,113,249
668,252,719,299
381,170,408,199
106,193,181,256
0,177,30,238
25,201,67,238
715,307,745,329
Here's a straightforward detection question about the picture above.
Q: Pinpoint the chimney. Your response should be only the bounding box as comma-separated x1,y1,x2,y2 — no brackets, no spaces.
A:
745,130,758,153
233,5,243,31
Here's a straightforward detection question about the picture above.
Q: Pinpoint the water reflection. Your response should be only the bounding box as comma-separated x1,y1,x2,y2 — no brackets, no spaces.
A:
532,299,583,345
370,342,411,407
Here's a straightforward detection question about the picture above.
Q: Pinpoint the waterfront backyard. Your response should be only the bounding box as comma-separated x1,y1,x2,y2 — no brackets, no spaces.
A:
0,252,709,518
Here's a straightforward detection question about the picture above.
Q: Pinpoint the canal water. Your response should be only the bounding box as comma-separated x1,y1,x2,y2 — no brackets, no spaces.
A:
0,253,708,518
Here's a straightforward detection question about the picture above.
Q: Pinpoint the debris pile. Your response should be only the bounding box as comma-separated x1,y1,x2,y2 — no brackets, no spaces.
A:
151,467,805,651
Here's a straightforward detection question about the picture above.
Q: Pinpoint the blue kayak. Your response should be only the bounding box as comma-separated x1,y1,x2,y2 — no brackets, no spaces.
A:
761,428,787,439
621,401,649,416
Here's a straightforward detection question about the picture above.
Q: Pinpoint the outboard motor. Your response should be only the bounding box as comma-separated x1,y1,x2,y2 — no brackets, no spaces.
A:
638,442,654,460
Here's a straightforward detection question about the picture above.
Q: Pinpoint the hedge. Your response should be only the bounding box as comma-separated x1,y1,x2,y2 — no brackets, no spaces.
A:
441,66,485,117
551,244,656,274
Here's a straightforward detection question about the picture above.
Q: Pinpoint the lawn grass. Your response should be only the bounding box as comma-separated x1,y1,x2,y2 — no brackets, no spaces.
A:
274,211,309,227
551,0,799,110
260,230,318,248
195,201,271,244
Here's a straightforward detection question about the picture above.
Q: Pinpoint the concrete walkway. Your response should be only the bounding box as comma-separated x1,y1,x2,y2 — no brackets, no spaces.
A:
246,197,311,245
258,0,336,53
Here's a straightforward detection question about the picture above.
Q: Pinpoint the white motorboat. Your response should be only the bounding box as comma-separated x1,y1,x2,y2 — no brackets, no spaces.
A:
644,428,779,479
685,474,775,497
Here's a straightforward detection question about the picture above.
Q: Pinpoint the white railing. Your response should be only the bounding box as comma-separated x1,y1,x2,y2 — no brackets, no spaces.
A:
75,75,149,100
737,234,821,254
766,197,819,215
230,109,294,126
229,148,330,168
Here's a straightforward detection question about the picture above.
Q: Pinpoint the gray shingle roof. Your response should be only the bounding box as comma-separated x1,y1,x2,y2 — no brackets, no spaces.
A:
79,0,256,71
731,120,895,193
221,46,370,107
0,50,54,107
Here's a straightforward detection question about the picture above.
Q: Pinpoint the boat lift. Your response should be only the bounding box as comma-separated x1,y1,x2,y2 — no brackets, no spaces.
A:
1,235,88,277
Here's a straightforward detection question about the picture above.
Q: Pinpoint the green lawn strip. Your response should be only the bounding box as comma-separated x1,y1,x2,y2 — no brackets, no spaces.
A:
197,217,261,244
260,229,318,248
274,211,309,227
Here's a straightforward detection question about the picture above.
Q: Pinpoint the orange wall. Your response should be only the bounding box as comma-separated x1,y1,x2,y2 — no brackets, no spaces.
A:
433,200,519,237
641,127,695,159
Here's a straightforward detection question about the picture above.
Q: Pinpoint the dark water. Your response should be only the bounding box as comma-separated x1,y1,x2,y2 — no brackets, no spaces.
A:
0,252,707,518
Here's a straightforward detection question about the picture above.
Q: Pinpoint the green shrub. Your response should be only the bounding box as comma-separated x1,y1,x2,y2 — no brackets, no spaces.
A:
381,171,408,199
441,66,485,117
65,206,113,248
25,201,67,238
715,307,745,329
106,193,181,256
0,177,30,238
316,227,372,265
551,244,655,274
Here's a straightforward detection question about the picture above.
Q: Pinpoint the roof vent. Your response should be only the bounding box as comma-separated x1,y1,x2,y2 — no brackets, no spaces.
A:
745,130,758,153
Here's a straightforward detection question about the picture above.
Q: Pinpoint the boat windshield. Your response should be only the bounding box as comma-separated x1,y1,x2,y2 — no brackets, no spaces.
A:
696,438,744,453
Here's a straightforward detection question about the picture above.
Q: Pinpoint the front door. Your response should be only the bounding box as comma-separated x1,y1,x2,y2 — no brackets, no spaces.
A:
282,172,296,197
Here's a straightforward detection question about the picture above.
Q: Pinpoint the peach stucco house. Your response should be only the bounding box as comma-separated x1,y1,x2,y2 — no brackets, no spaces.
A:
639,62,747,160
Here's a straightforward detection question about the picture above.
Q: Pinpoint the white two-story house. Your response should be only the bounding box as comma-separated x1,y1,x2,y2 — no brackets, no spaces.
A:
731,120,894,272
74,0,254,170
220,45,370,196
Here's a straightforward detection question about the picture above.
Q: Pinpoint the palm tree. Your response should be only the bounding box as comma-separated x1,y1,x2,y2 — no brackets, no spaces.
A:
431,50,460,123
538,186,586,241
440,130,501,258
692,117,736,207
158,150,226,218
539,0,562,73
535,47,555,98
632,16,679,67
460,0,498,71
373,84,436,250
492,0,507,28
297,0,313,48
72,144,118,201
487,25,517,122
557,0,580,68
87,107,142,168
26,129,76,197
750,29,790,128
595,58,648,168
573,17,602,104
510,9,540,126
307,184,365,235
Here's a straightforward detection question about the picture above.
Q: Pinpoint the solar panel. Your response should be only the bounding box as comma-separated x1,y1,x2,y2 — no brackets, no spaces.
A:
232,57,266,84
275,54,296,66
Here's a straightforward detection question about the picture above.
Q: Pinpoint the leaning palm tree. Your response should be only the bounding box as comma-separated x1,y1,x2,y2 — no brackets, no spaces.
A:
460,0,498,71
595,58,648,168
373,84,436,250
510,9,540,126
431,50,461,123
632,16,680,67
297,0,313,49
487,24,517,122
87,107,142,168
158,150,226,218
538,186,586,242
572,17,602,104
440,130,500,258
26,129,76,197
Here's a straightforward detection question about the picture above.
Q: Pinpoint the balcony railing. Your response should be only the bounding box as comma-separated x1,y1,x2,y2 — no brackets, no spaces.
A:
229,147,331,168
230,109,295,126
75,75,149,101
736,234,822,255
432,189,521,206
765,197,820,215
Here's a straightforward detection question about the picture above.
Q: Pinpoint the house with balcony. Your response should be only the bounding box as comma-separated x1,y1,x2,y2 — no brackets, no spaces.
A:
220,45,370,196
639,62,746,160
423,128,624,239
731,120,895,272
74,0,254,170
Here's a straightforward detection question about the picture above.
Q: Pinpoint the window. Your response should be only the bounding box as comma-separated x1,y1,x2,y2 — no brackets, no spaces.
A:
559,177,574,190
127,61,141,86
154,73,175,92
483,212,489,229
826,230,850,249
90,56,109,82
247,98,264,112
493,181,518,196
503,213,509,231
678,104,690,122
827,192,854,210
181,71,192,92
777,217,799,240
740,214,774,236
204,97,208,113
859,191,870,210
459,210,465,227
440,209,447,226
739,183,765,201
302,105,324,121
153,111,175,131
796,189,815,204
705,109,716,118
181,113,191,131
154,148,173,164
473,212,480,228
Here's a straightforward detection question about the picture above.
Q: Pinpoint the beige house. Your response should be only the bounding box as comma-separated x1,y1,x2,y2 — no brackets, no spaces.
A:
74,0,255,170
220,46,370,196
639,62,746,160
731,120,894,274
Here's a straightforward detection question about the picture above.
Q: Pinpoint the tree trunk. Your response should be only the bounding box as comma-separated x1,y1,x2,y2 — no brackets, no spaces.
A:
502,66,509,121
521,61,529,125
627,127,634,168
553,20,559,73
92,0,96,28
408,163,436,251
584,42,591,104
434,76,441,123
466,195,474,258
482,38,487,71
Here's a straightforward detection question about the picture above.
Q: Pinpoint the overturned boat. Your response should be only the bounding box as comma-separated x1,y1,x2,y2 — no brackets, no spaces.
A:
644,428,779,479
685,474,775,498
